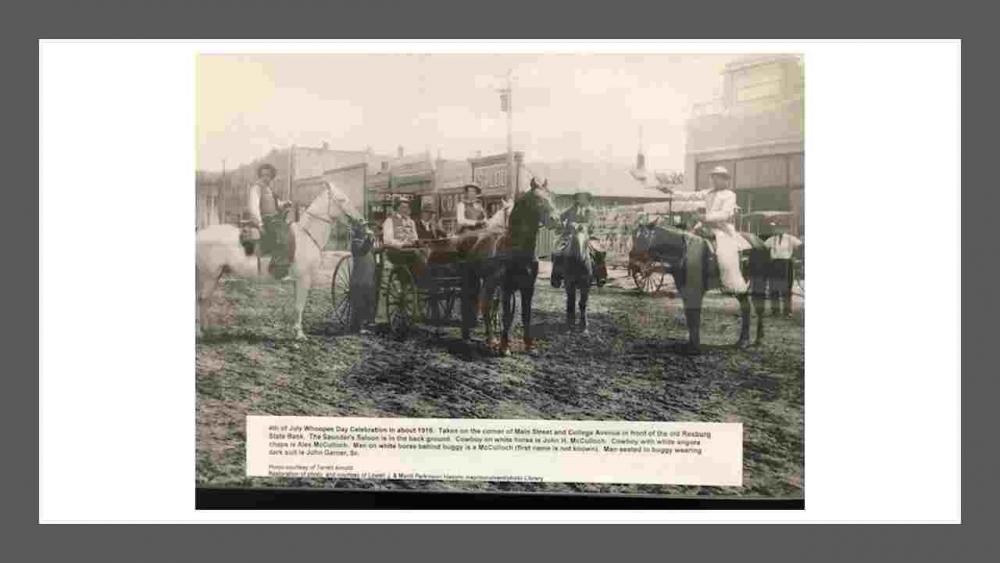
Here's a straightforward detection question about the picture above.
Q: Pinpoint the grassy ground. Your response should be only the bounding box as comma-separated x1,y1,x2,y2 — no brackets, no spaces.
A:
196,254,804,498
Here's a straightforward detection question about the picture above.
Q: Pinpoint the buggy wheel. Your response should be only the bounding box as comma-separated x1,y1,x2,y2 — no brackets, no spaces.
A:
651,263,668,292
425,290,456,325
631,262,653,293
329,254,353,331
386,267,419,337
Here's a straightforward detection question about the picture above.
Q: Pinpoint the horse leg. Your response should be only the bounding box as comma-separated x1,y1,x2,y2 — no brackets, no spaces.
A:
578,282,590,334
481,275,496,346
196,266,224,339
460,265,477,341
565,280,577,331
736,293,751,348
500,283,514,354
521,279,536,350
683,295,702,353
293,270,311,340
750,272,767,345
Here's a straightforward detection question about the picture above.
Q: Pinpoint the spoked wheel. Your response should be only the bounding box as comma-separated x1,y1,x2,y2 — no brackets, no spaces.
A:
386,267,419,337
631,262,653,292
425,290,457,324
631,261,667,293
650,263,668,292
329,254,353,331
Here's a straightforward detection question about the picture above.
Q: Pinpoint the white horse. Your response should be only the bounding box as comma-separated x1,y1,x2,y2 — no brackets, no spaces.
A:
195,182,363,340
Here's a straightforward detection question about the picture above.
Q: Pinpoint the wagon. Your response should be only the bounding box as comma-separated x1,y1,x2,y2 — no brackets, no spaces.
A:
618,199,704,293
329,236,500,338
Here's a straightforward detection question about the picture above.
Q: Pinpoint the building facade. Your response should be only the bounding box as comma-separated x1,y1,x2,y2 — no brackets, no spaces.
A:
684,54,805,235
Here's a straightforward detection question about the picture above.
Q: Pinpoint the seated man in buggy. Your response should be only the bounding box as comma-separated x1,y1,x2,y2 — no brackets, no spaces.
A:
415,207,448,241
381,199,430,271
454,183,488,234
550,191,607,288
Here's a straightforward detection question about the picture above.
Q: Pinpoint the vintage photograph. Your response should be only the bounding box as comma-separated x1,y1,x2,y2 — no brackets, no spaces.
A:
195,52,805,500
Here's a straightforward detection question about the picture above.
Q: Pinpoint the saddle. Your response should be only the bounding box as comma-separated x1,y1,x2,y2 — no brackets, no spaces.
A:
240,211,296,279
550,236,608,288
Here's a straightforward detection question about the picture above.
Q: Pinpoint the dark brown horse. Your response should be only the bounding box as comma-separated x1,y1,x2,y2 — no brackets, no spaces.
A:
632,224,769,353
494,179,559,354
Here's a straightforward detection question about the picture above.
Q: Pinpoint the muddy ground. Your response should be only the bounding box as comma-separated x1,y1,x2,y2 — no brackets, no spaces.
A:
196,252,804,499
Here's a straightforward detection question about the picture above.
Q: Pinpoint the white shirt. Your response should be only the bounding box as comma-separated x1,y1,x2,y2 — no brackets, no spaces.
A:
455,200,484,228
246,182,264,227
765,233,802,260
382,214,417,247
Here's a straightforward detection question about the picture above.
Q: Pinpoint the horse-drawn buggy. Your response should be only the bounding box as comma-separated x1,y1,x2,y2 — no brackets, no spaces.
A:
328,192,506,339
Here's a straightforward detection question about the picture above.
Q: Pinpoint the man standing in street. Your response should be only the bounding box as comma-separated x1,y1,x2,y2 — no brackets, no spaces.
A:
765,220,803,317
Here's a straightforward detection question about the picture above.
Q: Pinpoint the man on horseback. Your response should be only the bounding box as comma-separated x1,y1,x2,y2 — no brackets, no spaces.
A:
664,165,750,295
244,163,294,279
551,191,596,288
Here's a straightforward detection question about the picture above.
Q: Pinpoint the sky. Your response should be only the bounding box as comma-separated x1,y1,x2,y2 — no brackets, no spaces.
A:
196,53,744,173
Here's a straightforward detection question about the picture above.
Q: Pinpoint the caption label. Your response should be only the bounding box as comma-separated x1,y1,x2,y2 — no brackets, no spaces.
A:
246,416,742,486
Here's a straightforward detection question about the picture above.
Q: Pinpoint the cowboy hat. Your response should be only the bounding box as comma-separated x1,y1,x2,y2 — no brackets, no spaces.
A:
709,165,731,178
462,183,482,195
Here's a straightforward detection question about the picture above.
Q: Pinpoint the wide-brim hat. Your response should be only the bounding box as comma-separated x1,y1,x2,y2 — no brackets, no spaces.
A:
709,165,731,178
573,191,593,202
462,183,483,195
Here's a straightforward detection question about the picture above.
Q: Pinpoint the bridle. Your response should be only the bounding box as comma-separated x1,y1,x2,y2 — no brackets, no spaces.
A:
299,184,343,250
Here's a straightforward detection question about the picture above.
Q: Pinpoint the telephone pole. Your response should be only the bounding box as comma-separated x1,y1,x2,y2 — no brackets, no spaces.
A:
499,69,515,198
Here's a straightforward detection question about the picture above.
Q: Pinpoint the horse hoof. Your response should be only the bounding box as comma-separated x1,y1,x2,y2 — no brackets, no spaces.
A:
735,339,749,349
295,332,308,341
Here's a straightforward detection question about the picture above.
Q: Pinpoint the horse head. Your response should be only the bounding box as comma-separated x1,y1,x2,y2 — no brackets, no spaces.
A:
566,224,593,272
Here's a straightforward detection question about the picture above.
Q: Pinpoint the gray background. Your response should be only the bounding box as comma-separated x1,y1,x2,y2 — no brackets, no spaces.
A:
21,0,979,561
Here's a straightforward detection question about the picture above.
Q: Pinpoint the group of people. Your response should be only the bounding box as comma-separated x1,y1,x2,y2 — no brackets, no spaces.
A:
380,183,513,249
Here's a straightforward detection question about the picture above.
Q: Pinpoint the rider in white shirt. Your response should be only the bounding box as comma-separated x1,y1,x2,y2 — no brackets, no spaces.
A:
666,165,750,294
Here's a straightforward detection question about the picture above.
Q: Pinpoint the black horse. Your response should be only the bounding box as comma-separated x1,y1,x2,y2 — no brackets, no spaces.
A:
557,226,609,333
632,223,769,352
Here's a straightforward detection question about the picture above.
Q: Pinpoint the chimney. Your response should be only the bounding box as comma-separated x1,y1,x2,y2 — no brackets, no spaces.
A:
322,141,329,150
397,146,404,158
381,161,389,172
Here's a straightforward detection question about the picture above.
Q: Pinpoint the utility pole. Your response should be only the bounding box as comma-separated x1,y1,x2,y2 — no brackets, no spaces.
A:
499,69,515,198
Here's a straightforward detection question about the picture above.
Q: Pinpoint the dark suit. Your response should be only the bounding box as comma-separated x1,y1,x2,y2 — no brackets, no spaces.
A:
416,219,446,240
